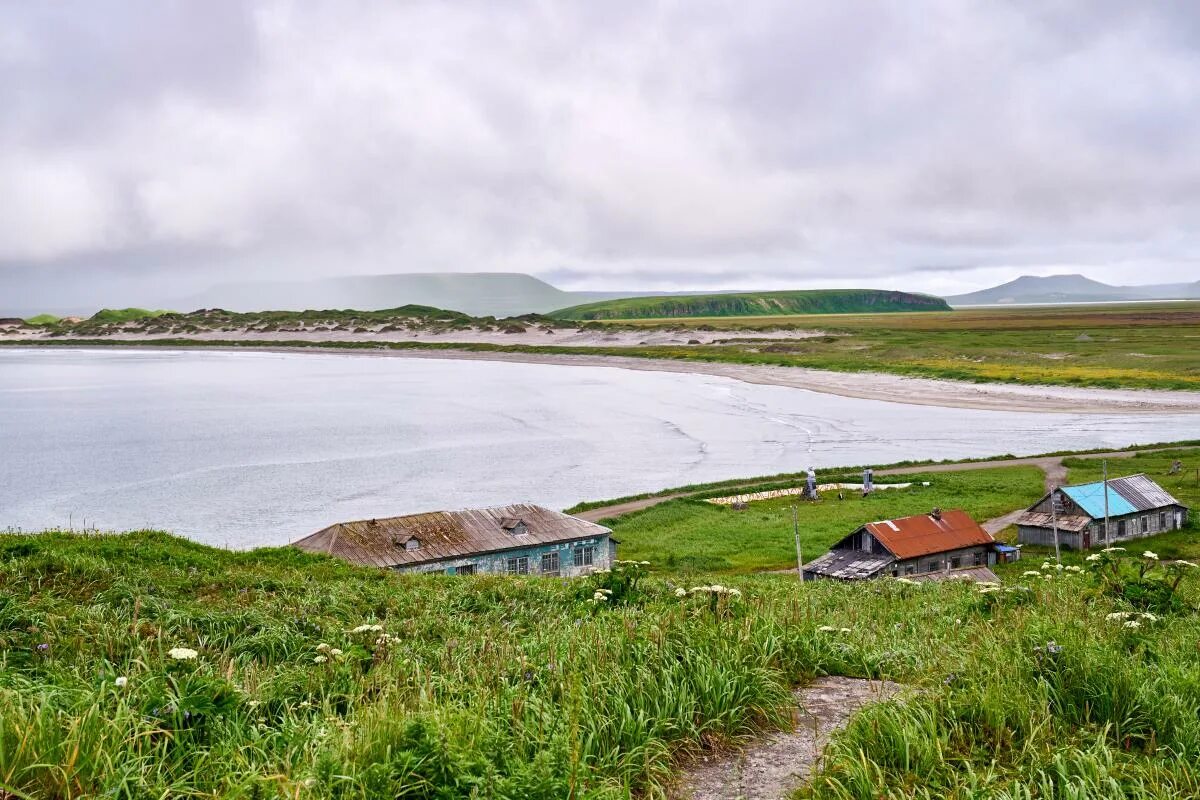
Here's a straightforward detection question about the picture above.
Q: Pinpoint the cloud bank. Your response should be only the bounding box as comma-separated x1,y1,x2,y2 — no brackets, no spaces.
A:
3,1,1200,296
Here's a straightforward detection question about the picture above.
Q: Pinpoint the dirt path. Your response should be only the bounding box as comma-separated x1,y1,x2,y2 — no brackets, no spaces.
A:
577,447,1164,523
670,677,902,800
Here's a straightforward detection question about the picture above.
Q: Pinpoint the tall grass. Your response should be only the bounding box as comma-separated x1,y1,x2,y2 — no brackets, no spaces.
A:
3,532,1199,798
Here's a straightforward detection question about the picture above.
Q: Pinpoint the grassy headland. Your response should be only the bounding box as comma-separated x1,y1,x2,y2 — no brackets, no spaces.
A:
550,289,950,320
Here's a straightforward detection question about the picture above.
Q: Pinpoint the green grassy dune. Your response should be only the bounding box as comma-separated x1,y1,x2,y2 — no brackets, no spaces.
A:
550,289,950,320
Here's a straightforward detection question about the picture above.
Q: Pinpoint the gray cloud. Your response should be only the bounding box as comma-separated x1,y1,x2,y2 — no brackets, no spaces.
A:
2,0,1200,300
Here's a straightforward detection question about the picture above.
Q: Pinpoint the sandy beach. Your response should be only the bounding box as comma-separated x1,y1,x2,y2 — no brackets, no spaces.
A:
14,340,1199,414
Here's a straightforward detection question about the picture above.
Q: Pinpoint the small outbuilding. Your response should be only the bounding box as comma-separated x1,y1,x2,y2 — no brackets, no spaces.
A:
803,508,1000,582
292,503,616,576
1016,474,1188,550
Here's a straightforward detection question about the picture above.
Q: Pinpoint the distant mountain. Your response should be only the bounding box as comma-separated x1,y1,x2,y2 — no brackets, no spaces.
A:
947,274,1200,306
177,272,645,317
551,289,950,320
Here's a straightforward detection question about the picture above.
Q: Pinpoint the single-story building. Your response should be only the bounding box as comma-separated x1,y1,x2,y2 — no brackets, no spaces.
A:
292,503,616,576
1016,474,1188,550
803,508,1000,582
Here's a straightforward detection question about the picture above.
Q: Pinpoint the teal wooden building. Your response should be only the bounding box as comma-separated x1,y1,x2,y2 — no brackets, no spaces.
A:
292,503,615,576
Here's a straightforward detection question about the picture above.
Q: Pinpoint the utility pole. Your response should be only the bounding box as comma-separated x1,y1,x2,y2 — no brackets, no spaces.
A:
792,505,804,580
1050,487,1061,565
1102,459,1110,546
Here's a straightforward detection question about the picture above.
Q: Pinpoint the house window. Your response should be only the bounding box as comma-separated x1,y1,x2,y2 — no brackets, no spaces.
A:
904,564,916,575
541,552,560,576
950,557,961,569
574,545,595,568
404,538,421,551
1141,516,1149,534
506,557,529,575
456,563,475,576
1160,512,1168,530
1117,520,1126,537
924,560,938,573
973,552,983,566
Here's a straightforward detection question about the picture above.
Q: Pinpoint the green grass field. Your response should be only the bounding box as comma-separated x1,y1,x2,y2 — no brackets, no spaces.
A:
598,302,1200,391
4,526,1200,797
4,446,1200,797
550,289,949,320
607,467,1045,572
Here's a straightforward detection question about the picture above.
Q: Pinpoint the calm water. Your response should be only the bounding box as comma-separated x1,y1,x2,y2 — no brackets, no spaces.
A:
3,348,1199,548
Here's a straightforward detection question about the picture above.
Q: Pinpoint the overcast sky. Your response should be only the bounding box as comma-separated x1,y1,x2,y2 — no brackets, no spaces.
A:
3,1,1200,297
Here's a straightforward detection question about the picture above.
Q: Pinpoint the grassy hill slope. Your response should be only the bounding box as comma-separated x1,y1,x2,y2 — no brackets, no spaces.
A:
550,289,950,320
3,521,1199,797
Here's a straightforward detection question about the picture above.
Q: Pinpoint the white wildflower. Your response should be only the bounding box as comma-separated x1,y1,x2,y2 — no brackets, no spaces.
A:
1175,560,1198,568
1139,612,1158,622
639,561,651,566
114,676,128,688
839,628,851,634
329,648,343,657
817,625,838,632
316,643,331,652
727,588,742,598
168,647,198,661
1086,554,1103,562
1022,571,1042,577
1123,620,1142,629
1105,611,1134,621
1102,547,1126,553
1143,551,1159,560
313,655,328,664
674,587,688,598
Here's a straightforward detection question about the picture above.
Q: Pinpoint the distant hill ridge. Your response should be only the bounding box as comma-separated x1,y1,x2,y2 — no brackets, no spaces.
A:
179,272,662,318
948,274,1200,306
550,289,950,320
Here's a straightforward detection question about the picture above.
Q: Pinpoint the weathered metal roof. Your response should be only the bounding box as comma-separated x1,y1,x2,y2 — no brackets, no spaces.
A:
861,510,995,561
292,504,611,568
1038,474,1185,520
803,550,894,580
910,566,1000,584
1014,511,1092,532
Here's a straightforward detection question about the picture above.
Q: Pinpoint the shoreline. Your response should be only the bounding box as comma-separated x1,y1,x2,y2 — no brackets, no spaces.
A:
8,341,1200,414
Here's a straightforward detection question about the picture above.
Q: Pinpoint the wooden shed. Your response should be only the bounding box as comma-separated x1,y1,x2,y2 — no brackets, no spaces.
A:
804,509,1000,582
1016,474,1188,550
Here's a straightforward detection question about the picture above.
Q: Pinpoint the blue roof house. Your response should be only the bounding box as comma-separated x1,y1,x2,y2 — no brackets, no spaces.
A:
1016,474,1188,550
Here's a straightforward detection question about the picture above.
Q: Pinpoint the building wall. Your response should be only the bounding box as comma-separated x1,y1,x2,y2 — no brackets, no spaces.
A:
393,534,615,576
887,545,996,577
1019,505,1188,550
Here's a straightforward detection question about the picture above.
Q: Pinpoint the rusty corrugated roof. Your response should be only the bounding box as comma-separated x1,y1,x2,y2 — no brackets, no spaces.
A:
291,504,611,568
862,510,994,560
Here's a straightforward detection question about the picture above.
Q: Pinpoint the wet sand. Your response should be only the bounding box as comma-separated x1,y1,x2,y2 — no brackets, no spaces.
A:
13,342,1200,414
